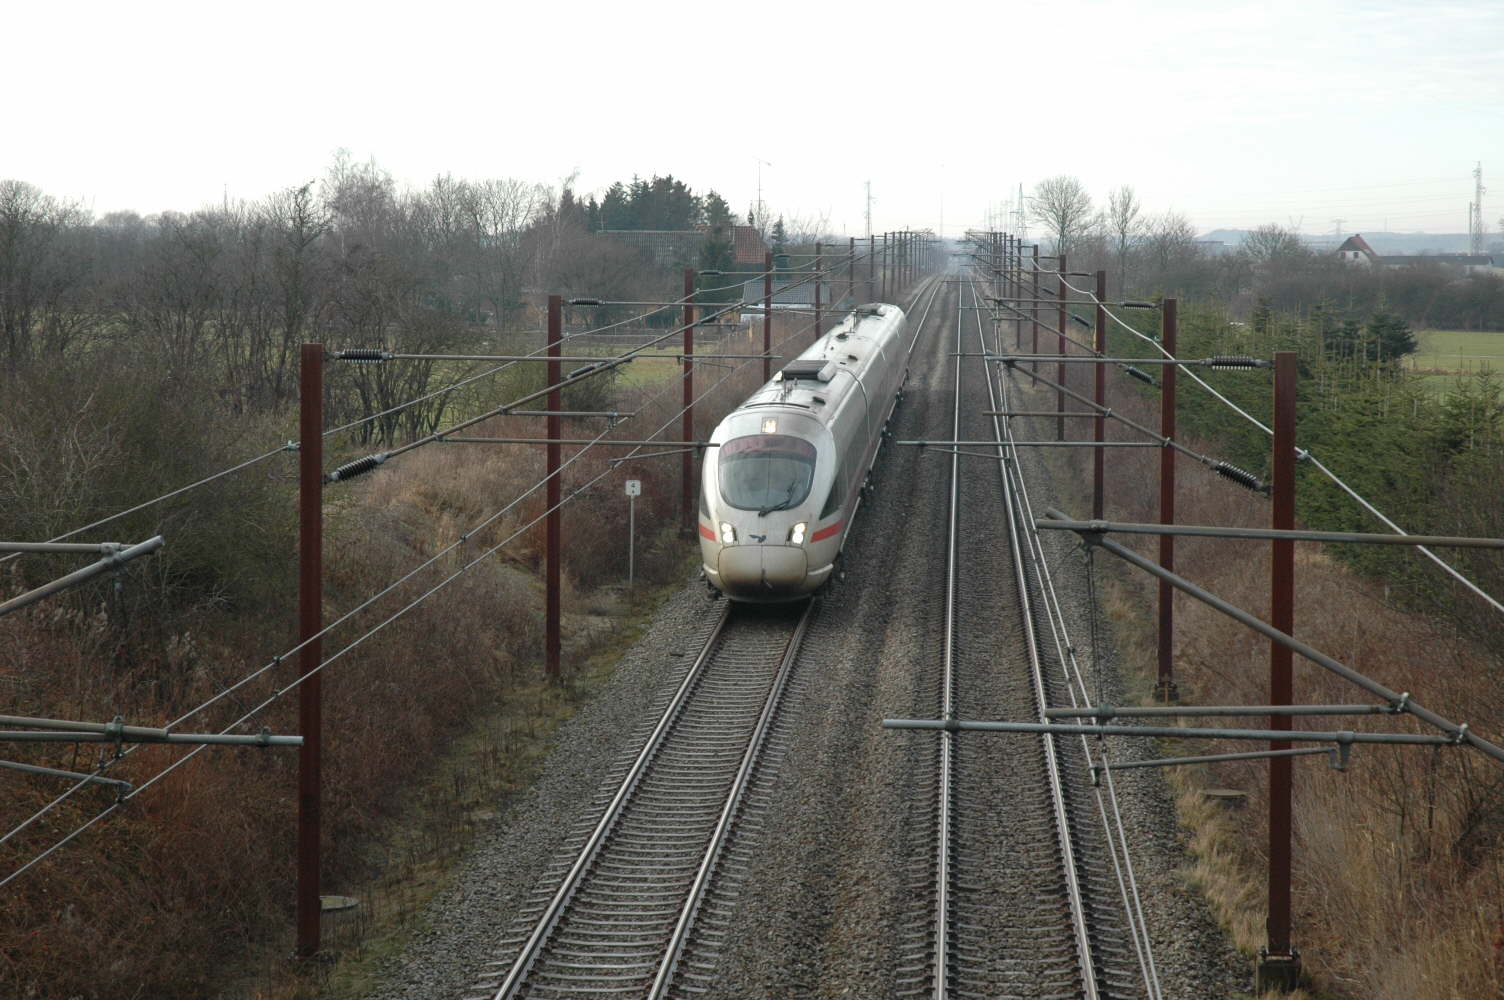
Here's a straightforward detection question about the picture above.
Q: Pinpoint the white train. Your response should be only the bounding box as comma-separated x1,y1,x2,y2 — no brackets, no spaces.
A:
699,303,910,602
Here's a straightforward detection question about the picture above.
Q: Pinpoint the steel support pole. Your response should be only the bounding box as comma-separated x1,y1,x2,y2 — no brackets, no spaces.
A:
1157,299,1179,702
867,235,875,301
848,236,855,306
763,251,773,383
546,296,562,680
1093,270,1107,519
682,269,695,537
1031,245,1040,385
1262,350,1301,988
296,343,323,958
1056,253,1067,441
1008,237,1016,343
814,243,823,339
882,232,888,300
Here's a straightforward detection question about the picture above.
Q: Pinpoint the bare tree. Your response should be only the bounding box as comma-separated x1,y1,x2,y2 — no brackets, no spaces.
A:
131,210,225,381
463,178,544,332
1106,185,1142,294
777,209,836,248
1240,223,1309,266
1028,175,1094,260
0,180,92,372
263,183,329,403
1141,211,1198,272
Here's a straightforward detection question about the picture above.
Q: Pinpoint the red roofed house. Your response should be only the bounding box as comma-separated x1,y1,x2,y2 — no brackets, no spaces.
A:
730,225,768,265
1336,234,1379,265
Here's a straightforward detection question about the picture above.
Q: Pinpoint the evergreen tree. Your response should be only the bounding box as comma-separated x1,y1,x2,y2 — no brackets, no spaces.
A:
699,234,734,275
1251,296,1272,334
1433,372,1502,455
599,182,628,230
702,190,734,233
1366,311,1417,363
771,216,788,256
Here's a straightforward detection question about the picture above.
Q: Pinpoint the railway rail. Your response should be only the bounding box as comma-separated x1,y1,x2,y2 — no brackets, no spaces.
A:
474,275,949,999
474,598,812,998
896,273,1149,998
459,268,1161,999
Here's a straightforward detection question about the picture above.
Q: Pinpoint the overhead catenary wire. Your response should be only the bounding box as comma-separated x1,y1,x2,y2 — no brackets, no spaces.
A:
964,275,1163,998
0,444,294,568
1053,272,1504,615
0,278,872,887
0,247,931,871
0,296,694,563
326,253,872,481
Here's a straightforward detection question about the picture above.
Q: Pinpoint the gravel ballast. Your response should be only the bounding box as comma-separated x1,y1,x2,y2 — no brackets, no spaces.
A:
361,279,1250,999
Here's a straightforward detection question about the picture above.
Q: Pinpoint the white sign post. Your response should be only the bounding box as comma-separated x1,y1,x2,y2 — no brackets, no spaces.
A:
625,479,641,586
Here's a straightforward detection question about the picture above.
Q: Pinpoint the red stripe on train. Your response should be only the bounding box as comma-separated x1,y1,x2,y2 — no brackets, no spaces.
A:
810,521,844,543
698,523,717,541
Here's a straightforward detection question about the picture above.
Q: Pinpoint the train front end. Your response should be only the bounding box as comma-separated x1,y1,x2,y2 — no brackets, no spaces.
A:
699,409,840,602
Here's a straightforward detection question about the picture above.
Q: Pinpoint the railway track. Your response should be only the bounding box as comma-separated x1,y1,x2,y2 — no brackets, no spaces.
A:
897,274,1145,998
473,598,813,999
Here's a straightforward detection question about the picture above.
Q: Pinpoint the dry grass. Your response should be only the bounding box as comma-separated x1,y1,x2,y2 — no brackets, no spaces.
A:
1026,358,1504,998
0,312,828,999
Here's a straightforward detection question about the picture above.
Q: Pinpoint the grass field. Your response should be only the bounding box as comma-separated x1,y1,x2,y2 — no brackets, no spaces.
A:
1406,328,1504,373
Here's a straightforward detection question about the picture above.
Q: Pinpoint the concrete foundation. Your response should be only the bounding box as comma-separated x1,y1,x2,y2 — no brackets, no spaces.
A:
1255,948,1302,993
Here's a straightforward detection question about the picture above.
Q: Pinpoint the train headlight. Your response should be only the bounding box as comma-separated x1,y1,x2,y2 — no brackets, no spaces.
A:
719,522,736,544
788,521,807,545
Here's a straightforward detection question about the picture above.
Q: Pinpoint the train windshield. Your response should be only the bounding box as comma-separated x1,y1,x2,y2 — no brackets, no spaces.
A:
719,434,818,514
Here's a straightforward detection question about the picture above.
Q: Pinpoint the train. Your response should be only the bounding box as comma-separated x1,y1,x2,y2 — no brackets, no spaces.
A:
698,302,910,602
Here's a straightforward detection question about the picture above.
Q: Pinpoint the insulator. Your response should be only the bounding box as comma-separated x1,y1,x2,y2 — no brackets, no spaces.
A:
1212,461,1267,493
1120,300,1159,309
1070,314,1092,329
326,453,387,483
1124,366,1158,386
337,348,388,363
567,297,602,306
1207,355,1262,369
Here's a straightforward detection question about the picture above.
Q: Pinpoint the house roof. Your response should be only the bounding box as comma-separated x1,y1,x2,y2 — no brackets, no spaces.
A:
1380,254,1495,267
731,225,768,265
1336,234,1378,258
739,278,845,307
598,229,706,268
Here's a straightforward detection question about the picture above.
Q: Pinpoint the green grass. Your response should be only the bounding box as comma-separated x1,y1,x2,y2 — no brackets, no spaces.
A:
1403,329,1504,394
1406,328,1504,372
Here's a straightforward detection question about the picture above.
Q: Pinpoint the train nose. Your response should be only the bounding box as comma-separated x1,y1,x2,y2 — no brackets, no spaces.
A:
718,545,808,594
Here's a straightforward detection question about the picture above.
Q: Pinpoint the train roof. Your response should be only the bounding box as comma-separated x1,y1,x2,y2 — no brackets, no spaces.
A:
736,303,904,416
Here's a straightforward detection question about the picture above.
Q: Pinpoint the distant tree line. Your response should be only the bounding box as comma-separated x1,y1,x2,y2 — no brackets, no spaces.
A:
1022,175,1504,332
0,157,668,436
583,175,735,236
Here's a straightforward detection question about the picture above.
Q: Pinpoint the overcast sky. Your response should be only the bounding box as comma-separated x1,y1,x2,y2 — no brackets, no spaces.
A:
8,0,1501,240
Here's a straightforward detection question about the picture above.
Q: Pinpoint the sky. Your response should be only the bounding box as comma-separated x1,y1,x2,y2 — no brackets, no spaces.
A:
7,0,1503,241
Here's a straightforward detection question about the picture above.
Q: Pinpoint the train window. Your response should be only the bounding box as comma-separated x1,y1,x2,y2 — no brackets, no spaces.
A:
819,459,843,518
719,434,818,513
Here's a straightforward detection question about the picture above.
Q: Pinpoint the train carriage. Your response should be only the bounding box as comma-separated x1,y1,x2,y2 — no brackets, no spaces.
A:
699,303,909,601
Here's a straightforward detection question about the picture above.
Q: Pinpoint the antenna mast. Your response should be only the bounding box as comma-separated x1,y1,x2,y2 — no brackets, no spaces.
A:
865,180,873,240
1470,162,1486,255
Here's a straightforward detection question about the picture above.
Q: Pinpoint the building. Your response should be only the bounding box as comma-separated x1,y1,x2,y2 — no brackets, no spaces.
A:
597,225,767,272
597,229,707,270
730,225,768,266
1378,253,1497,274
1335,234,1496,273
1335,234,1380,265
